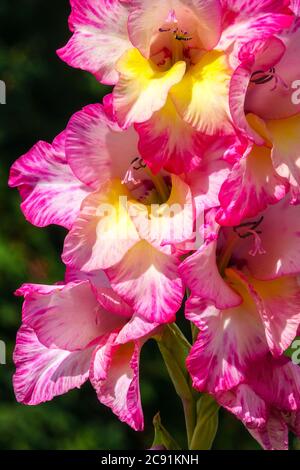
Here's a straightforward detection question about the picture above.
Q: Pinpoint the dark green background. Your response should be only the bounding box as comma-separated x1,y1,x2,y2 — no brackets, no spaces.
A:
0,0,297,450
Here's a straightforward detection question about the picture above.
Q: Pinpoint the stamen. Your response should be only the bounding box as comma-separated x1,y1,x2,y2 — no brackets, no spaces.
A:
250,67,289,91
121,157,146,186
247,230,266,257
233,216,264,238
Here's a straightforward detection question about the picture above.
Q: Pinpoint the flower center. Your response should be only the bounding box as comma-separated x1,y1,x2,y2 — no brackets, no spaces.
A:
122,158,170,205
150,9,198,70
218,217,266,275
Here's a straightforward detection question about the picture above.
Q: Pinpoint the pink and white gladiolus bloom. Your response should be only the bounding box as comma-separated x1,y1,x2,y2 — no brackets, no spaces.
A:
8,0,300,452
57,0,293,174
14,269,160,431
180,200,300,446
9,97,196,325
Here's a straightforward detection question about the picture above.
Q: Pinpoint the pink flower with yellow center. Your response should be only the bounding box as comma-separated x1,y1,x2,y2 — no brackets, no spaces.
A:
226,9,300,218
57,0,293,174
9,96,200,325
180,199,300,447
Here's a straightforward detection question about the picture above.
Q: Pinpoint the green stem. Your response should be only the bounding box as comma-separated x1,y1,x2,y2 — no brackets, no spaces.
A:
156,324,220,450
155,324,197,448
182,398,197,447
190,395,220,450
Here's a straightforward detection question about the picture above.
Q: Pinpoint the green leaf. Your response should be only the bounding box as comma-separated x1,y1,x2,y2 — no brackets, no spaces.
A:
151,413,181,450
190,394,220,450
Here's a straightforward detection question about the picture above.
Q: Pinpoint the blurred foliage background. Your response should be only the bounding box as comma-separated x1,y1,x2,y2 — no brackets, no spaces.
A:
0,0,297,451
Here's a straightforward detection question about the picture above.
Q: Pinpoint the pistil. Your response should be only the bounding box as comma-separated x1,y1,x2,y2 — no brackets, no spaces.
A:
146,168,170,203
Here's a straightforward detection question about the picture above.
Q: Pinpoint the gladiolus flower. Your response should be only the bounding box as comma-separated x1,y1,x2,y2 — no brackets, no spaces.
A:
13,269,160,431
57,0,293,174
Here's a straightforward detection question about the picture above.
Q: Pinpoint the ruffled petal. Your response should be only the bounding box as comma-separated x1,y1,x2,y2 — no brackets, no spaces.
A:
216,142,289,226
243,275,300,356
217,384,267,430
232,196,300,280
170,50,233,134
130,175,194,251
90,338,144,431
248,410,289,450
106,240,183,323
114,48,186,127
13,325,92,405
62,179,140,271
57,0,131,84
267,114,300,202
186,295,267,393
135,98,205,174
219,1,293,66
8,132,91,229
249,356,300,411
66,103,139,189
229,37,286,143
186,269,268,393
16,281,126,351
180,237,242,309
127,0,222,57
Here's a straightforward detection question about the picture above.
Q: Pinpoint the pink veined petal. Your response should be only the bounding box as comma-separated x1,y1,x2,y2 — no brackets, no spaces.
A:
179,236,242,310
129,175,195,252
18,281,127,351
216,143,289,227
13,325,93,405
216,384,268,430
266,114,300,201
127,0,222,58
66,103,139,190
90,338,144,431
113,48,186,128
186,289,268,393
245,23,300,120
249,355,300,411
106,240,184,323
135,98,206,175
248,409,289,450
290,0,300,15
186,135,245,214
65,267,134,318
231,196,300,280
243,275,300,357
62,180,141,272
218,1,293,66
229,37,286,143
16,283,65,298
220,0,290,15
8,132,91,230
116,313,160,344
57,0,131,85
65,266,111,289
